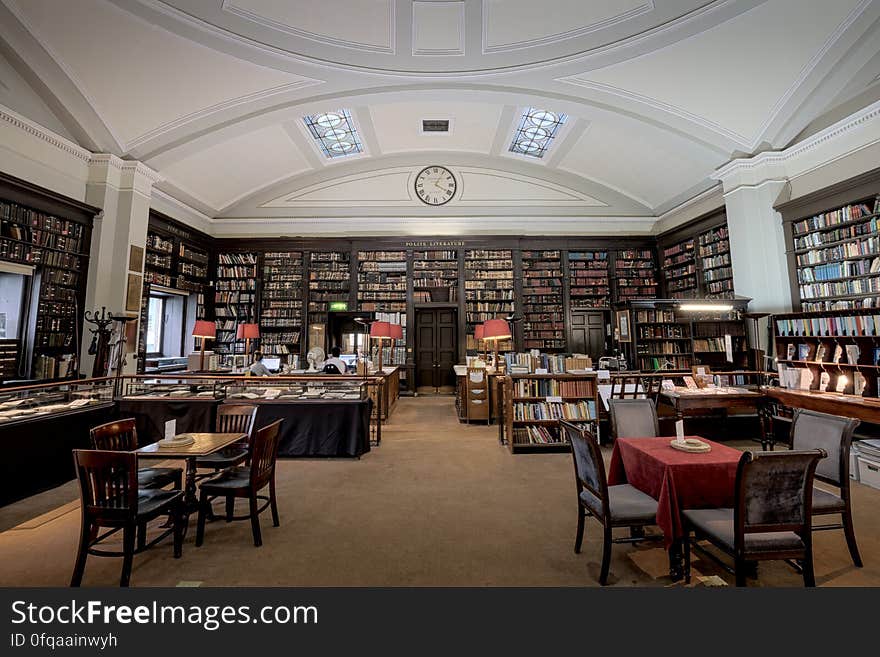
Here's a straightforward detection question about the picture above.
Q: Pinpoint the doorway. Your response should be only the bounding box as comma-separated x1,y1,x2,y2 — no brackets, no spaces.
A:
415,307,457,394
569,310,608,361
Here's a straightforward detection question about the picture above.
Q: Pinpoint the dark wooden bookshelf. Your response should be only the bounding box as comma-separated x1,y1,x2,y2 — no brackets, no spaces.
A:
214,251,258,355
358,250,407,366
521,250,565,351
464,249,514,352
260,251,303,357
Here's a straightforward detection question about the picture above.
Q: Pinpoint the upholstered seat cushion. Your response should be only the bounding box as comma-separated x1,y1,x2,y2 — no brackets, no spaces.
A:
196,446,248,470
580,484,657,523
683,508,805,553
812,486,845,513
136,489,182,517
200,466,251,493
137,466,181,489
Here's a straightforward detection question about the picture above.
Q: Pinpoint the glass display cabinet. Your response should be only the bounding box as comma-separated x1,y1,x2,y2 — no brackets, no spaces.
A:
118,375,229,400
0,377,116,426
222,378,367,401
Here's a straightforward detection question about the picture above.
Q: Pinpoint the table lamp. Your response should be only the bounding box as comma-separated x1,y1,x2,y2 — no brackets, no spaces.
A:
483,318,511,373
236,323,260,356
192,320,216,371
370,321,392,373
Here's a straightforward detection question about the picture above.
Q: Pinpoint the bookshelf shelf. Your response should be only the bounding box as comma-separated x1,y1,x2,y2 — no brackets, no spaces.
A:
464,249,514,352
358,250,407,367
522,250,565,351
214,252,257,355
568,250,610,309
613,248,658,303
308,251,351,329
413,249,458,303
260,251,303,358
503,372,599,454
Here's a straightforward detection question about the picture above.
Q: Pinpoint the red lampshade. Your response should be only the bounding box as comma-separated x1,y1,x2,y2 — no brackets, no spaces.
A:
390,323,403,340
192,320,216,339
236,323,260,339
474,324,484,340
370,321,392,339
483,318,511,341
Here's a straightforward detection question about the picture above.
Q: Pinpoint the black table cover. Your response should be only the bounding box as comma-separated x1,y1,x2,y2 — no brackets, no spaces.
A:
116,398,222,446
248,399,372,457
0,403,116,506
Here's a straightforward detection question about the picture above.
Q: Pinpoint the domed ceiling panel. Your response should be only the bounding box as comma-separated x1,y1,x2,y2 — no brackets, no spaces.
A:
223,0,394,52
6,0,318,150
369,101,503,154
146,0,738,73
562,0,864,146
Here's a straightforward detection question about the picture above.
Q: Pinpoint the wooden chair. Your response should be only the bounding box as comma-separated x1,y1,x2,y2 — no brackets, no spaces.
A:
789,409,862,567
195,404,259,474
195,420,283,547
682,449,825,587
90,418,182,491
70,449,184,587
608,398,659,440
609,374,644,400
561,420,658,585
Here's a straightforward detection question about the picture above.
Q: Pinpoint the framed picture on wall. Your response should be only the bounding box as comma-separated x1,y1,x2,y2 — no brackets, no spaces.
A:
128,245,144,272
616,310,631,342
126,273,142,312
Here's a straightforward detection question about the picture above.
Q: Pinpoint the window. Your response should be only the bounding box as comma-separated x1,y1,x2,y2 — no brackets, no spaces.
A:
145,296,165,355
303,109,363,159
508,107,567,159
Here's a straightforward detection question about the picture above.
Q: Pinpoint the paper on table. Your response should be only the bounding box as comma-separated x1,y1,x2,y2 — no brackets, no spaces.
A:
675,419,684,441
164,419,176,442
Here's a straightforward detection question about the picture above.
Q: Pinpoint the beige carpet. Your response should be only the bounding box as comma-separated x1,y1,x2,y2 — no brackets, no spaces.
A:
0,396,878,587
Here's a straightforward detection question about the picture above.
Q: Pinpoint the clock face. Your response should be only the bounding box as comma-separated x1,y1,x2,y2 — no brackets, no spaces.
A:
414,166,456,206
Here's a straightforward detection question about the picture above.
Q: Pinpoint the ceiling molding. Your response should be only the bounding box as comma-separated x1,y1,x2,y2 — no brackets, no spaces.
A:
0,103,92,163
124,79,322,153
412,1,465,57
481,1,655,54
220,0,396,54
712,98,880,189
556,77,752,149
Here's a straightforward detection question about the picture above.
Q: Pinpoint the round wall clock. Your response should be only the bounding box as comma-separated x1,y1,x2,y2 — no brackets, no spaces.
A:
414,166,456,206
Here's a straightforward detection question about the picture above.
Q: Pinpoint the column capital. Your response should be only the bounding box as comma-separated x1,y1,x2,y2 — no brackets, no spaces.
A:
87,154,163,196
711,152,789,195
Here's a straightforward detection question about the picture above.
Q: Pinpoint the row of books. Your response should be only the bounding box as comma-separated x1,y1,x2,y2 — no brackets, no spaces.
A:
1,202,85,238
512,378,595,397
415,250,456,260
797,258,880,282
775,314,880,336
217,265,257,278
795,236,880,266
793,216,879,251
464,260,513,270
0,241,82,269
146,252,171,269
698,238,730,257
704,266,733,282
512,426,563,445
216,280,255,290
699,226,728,246
799,277,880,299
219,252,257,265
791,201,876,235
513,401,596,421
146,234,173,253
178,244,209,264
358,251,406,261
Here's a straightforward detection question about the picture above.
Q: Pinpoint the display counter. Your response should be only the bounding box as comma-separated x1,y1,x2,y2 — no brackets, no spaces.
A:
0,378,117,505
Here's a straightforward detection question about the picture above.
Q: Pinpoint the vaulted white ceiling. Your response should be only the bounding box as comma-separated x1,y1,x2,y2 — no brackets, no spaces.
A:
0,0,878,234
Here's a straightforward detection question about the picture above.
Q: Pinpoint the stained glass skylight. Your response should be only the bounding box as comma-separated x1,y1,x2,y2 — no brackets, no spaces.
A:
508,108,567,158
303,109,363,159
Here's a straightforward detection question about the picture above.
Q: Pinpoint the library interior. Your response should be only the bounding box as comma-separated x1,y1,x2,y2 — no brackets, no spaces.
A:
1,0,880,588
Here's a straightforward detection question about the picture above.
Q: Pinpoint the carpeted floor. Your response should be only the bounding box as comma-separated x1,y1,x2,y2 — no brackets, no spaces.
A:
0,396,878,587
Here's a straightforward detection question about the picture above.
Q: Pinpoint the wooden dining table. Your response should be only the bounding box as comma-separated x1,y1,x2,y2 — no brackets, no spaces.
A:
607,435,743,580
137,432,247,510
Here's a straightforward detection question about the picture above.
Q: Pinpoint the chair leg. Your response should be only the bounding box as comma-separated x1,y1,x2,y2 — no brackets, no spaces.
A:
136,519,147,552
270,478,280,527
172,503,183,559
249,494,262,547
195,491,208,547
599,525,612,586
734,558,746,587
683,535,691,584
70,520,91,587
574,507,585,554
842,508,863,568
802,551,816,587
174,470,183,490
120,525,135,588
225,495,234,522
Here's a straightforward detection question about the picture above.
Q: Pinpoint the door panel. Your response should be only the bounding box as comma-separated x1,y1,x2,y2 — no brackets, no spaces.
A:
416,308,458,391
569,310,607,361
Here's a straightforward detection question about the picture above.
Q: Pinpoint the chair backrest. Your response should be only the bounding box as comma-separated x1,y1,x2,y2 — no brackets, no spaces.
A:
640,376,662,404
73,449,138,521
250,420,283,489
734,449,825,551
608,398,659,439
216,404,258,444
561,420,609,521
790,409,859,486
609,374,643,399
323,363,342,374
89,418,138,451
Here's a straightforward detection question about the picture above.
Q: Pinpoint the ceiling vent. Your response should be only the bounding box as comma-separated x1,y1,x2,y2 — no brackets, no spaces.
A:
422,119,450,133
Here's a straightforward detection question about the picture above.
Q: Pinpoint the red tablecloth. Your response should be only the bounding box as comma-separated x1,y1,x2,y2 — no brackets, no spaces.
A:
607,436,742,548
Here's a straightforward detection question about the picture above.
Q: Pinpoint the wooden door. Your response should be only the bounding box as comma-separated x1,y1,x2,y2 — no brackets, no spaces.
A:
569,311,607,361
416,308,458,392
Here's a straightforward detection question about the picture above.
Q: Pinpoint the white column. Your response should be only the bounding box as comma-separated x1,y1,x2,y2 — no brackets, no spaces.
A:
82,155,161,375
